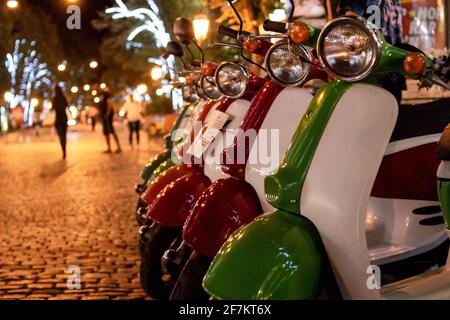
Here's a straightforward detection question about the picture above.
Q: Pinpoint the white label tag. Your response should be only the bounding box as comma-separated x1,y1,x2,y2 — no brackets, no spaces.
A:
186,110,231,159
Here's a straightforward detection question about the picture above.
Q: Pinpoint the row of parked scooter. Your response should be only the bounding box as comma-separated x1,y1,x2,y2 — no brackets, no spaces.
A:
134,0,450,300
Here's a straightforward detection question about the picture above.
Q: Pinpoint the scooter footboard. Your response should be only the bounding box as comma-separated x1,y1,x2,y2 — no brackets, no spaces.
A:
147,172,211,228
203,210,325,300
183,178,262,258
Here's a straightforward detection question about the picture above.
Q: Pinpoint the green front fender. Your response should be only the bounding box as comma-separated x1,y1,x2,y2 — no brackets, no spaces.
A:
140,150,172,181
203,210,325,300
147,158,177,183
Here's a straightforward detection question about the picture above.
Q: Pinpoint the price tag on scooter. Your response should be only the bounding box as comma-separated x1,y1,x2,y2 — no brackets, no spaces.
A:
186,110,231,159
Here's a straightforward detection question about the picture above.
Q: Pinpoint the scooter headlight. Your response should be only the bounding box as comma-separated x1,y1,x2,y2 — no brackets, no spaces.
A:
317,17,382,81
200,75,223,101
265,41,311,87
214,62,248,98
182,85,199,104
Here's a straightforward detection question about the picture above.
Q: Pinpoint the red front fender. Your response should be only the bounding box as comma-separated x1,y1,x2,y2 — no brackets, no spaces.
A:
141,164,191,205
147,172,212,228
183,178,262,258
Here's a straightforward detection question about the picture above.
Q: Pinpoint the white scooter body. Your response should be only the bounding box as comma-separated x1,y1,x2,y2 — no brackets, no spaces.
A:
245,87,313,211
299,84,450,299
203,99,252,182
204,87,314,190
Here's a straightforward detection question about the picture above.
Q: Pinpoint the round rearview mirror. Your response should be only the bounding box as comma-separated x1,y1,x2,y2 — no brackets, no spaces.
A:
173,17,196,45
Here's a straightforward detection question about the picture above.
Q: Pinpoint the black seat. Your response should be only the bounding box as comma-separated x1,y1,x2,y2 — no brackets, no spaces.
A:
438,124,450,160
390,98,450,142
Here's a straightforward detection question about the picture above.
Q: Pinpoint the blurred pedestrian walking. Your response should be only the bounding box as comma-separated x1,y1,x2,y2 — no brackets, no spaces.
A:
52,85,69,160
100,88,122,154
123,94,143,146
88,105,99,132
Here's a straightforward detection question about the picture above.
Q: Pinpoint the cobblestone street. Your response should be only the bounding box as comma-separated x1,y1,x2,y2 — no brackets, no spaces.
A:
0,124,163,300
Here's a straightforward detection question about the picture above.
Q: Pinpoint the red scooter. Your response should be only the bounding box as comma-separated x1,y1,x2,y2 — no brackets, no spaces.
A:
139,16,270,299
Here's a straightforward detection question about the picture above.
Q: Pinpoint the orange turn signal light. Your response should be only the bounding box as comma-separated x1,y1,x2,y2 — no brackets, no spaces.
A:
288,22,310,45
404,53,426,75
201,63,215,76
243,39,262,53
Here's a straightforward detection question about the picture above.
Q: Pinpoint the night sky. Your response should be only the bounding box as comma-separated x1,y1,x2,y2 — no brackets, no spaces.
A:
26,0,115,62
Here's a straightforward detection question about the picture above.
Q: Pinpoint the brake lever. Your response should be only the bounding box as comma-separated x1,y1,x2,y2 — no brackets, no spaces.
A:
208,43,243,50
420,71,450,90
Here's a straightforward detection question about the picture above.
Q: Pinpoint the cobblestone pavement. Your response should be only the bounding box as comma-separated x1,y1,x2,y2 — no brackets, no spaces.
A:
0,124,164,300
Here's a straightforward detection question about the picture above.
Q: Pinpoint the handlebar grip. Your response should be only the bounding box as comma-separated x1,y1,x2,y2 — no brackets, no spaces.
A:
263,20,288,34
191,60,202,68
218,25,252,39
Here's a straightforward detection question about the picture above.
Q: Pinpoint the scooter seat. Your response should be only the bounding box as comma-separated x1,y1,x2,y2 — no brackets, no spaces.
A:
437,125,450,161
391,98,450,142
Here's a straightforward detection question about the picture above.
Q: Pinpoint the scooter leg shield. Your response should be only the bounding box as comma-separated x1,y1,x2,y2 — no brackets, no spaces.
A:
203,210,325,300
141,164,191,205
183,178,262,258
148,172,212,228
140,150,171,181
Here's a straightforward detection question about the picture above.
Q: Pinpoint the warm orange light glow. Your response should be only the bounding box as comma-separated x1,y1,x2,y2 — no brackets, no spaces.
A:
6,0,19,9
404,53,426,75
201,63,215,76
243,39,262,53
288,22,310,45
185,75,193,85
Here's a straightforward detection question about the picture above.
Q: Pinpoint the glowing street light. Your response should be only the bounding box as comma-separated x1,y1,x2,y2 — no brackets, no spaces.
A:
4,92,13,103
100,83,107,90
6,0,19,9
83,84,91,91
71,86,79,94
136,84,148,95
89,60,99,69
151,66,163,81
92,90,98,96
269,9,287,22
31,98,39,108
94,97,101,104
193,14,210,44
57,63,67,72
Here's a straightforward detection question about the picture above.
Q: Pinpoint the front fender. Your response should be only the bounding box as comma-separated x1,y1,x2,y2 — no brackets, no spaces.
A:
140,150,171,181
203,210,325,300
148,172,211,228
183,178,262,257
141,164,191,205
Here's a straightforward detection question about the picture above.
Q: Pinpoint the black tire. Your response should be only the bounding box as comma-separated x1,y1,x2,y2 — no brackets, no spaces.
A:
135,196,148,226
169,250,213,301
140,224,181,300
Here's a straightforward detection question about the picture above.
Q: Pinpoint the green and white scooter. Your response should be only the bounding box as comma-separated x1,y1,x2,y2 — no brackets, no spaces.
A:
203,16,450,300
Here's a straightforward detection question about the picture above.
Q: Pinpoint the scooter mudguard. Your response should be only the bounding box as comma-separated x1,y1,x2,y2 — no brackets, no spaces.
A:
203,210,324,300
140,150,172,181
141,164,191,205
149,158,177,181
148,172,211,228
183,178,262,258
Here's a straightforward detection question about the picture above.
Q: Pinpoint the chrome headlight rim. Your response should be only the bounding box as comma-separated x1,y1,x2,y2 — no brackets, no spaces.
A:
200,75,224,101
317,16,382,82
182,84,200,104
214,61,249,99
265,40,312,87
195,80,209,101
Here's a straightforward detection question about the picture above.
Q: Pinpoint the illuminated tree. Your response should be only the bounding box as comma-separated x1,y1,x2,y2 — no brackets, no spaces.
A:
5,39,52,125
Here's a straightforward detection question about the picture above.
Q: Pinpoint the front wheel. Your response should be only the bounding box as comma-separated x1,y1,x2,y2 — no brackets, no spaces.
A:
140,224,181,299
169,250,213,301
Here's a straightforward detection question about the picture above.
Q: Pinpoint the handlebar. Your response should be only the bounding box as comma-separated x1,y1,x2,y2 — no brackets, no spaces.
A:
218,25,252,39
263,20,287,34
